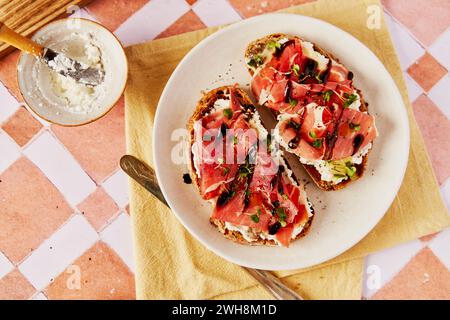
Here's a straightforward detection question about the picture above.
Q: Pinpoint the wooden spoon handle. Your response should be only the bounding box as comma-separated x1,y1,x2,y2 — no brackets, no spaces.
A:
0,21,44,57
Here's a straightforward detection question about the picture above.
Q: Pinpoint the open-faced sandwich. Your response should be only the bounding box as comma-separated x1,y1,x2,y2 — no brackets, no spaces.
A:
245,34,378,190
188,86,314,247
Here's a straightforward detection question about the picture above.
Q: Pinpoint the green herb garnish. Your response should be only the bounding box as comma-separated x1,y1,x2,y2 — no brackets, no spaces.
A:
222,166,230,176
315,74,323,83
223,108,233,119
343,93,358,108
247,55,264,68
276,207,287,222
292,64,300,76
312,138,323,148
323,90,333,103
288,120,300,130
349,122,361,131
251,208,262,223
267,40,281,50
238,162,253,178
328,158,358,180
345,165,357,178
233,135,238,144
309,131,317,139
289,98,298,107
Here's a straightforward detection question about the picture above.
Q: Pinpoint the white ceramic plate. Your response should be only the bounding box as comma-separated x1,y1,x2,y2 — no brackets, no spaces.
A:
153,13,409,270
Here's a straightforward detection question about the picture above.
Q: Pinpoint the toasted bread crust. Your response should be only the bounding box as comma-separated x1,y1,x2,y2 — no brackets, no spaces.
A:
245,33,372,191
188,85,314,246
210,211,314,246
245,33,287,76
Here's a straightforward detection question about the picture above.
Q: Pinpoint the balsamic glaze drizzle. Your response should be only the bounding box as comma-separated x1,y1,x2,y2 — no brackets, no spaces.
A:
182,173,192,184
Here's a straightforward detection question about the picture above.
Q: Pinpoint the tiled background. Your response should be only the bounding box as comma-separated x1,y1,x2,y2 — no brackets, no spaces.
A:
0,0,449,300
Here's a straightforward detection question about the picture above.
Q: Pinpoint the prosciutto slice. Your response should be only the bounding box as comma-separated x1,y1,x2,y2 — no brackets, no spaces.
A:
212,191,272,233
268,169,310,247
193,87,312,247
250,36,377,160
275,104,333,161
327,61,350,83
331,108,378,160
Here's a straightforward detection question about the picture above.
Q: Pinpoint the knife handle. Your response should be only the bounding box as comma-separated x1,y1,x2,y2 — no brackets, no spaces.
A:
0,21,44,57
119,155,168,207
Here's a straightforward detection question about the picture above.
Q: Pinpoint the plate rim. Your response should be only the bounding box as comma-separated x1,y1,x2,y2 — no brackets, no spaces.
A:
153,13,410,270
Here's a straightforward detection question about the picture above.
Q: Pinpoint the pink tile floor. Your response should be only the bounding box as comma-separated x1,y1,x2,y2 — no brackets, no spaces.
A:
0,0,449,299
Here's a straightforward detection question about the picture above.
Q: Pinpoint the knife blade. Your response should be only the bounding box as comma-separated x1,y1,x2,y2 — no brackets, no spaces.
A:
42,48,104,87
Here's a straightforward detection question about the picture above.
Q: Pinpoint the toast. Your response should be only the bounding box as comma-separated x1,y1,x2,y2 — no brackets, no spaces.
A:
245,34,377,191
188,86,314,247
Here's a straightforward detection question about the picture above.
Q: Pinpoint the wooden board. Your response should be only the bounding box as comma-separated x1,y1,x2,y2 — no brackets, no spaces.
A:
0,0,93,58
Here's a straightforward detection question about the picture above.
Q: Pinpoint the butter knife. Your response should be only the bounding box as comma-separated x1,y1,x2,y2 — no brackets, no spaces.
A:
120,155,304,300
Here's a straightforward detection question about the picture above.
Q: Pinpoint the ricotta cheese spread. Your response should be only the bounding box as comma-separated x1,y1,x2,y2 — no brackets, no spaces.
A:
32,32,107,114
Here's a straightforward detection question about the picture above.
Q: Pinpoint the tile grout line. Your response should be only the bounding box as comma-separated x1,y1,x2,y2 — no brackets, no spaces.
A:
18,213,99,291
382,8,429,50
46,127,99,191
98,227,135,273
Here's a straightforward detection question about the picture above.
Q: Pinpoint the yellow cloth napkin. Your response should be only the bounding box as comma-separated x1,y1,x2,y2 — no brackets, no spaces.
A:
124,0,450,299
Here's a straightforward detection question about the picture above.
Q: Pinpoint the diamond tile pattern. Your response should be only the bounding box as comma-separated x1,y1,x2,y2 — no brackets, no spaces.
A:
382,0,450,46
51,97,126,185
0,157,73,263
0,51,22,102
156,10,207,39
86,0,150,31
229,0,315,17
372,248,450,299
412,95,450,185
78,187,120,231
407,53,447,92
44,242,135,300
0,269,36,300
1,107,43,147
0,0,449,300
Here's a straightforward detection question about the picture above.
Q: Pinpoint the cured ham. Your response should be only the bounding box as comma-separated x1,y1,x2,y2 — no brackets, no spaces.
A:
270,171,309,247
275,104,331,161
212,190,272,232
250,35,377,162
331,108,378,160
191,86,313,247
249,149,278,197
277,39,303,73
328,61,350,83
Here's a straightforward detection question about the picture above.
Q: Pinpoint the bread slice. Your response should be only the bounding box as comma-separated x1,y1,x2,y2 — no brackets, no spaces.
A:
187,86,314,246
245,34,373,191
